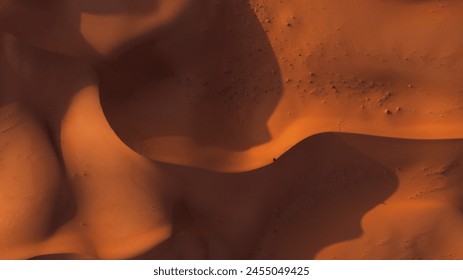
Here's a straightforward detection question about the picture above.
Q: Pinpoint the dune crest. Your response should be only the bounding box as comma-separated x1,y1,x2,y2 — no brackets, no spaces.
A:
98,0,463,172
0,0,462,259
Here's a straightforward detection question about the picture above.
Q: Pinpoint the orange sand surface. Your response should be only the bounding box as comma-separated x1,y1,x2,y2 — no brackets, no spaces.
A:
0,0,462,259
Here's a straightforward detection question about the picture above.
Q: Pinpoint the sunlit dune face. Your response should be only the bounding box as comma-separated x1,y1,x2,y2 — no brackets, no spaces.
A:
2,0,461,66
0,0,463,261
293,0,463,89
266,0,463,119
1,0,462,171
0,0,191,61
84,0,463,171
264,0,463,135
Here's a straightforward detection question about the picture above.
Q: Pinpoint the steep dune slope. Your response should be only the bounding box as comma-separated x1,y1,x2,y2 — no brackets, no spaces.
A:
134,134,463,260
0,0,462,260
94,0,463,172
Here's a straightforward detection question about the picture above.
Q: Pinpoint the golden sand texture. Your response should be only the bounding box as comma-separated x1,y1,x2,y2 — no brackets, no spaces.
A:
0,0,462,259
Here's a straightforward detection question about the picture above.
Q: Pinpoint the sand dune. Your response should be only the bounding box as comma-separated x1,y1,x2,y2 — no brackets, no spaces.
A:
0,0,462,259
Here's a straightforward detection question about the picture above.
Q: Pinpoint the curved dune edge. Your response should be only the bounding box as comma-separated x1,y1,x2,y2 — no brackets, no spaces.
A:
135,119,463,173
0,131,461,259
134,133,463,260
91,0,463,173
93,71,463,173
0,75,462,259
0,0,463,261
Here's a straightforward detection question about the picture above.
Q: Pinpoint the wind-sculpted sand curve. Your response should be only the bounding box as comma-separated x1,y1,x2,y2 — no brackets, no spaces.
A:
0,0,462,259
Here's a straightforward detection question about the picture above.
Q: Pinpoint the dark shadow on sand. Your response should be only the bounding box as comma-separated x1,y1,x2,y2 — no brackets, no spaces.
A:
97,0,283,152
133,132,399,259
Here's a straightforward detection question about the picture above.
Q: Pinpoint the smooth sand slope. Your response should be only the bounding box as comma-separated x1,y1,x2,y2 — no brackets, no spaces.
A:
0,0,462,259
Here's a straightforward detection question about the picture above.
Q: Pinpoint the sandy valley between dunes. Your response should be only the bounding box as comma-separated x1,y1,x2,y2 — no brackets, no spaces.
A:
0,0,462,259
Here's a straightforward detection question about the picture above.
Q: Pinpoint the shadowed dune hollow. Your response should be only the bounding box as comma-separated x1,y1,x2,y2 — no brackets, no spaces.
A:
0,0,462,259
